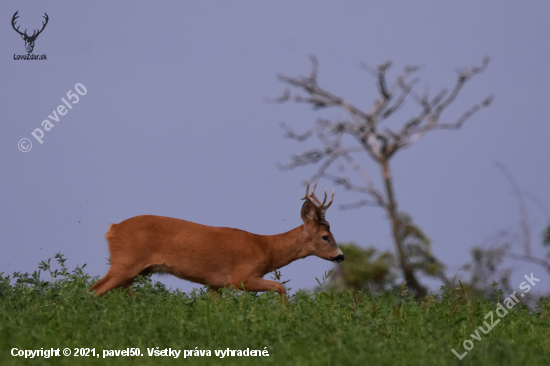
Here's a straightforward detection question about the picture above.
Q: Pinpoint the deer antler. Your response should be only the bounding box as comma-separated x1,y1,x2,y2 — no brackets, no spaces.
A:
303,180,334,213
12,11,48,40
11,11,25,37
32,13,49,39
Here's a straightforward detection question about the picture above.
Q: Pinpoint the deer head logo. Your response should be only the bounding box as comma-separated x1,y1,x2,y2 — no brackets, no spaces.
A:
12,11,49,54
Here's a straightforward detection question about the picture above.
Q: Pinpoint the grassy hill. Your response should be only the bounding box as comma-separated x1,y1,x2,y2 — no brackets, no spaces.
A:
1,255,549,365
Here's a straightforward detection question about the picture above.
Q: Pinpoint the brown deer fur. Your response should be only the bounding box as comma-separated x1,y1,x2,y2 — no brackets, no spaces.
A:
90,182,344,296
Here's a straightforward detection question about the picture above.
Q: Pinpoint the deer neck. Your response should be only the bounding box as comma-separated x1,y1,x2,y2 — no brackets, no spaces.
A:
261,225,309,272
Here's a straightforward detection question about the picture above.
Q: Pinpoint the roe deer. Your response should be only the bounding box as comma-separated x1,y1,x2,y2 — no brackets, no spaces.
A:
90,180,344,296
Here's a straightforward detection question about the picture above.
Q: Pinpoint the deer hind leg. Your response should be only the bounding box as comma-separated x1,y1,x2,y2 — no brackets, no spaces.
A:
90,266,141,296
231,277,286,296
90,272,113,294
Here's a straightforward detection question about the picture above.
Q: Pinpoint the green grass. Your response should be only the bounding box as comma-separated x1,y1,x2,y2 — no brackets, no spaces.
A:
1,255,549,365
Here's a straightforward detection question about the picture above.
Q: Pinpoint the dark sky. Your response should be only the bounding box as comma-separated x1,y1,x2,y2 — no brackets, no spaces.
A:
2,1,549,294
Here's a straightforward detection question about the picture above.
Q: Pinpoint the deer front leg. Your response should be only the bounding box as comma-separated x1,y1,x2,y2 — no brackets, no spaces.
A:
231,277,286,296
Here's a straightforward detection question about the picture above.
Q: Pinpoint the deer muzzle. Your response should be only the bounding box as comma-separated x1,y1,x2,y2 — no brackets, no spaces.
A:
330,253,345,263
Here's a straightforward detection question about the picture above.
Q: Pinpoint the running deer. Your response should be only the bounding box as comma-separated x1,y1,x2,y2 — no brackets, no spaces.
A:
90,181,344,296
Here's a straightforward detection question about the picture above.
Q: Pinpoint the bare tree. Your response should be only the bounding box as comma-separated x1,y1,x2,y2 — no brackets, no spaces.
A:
494,163,550,275
453,164,550,303
275,56,493,297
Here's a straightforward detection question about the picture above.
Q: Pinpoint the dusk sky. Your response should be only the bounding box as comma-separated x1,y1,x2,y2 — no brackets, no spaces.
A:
2,2,549,294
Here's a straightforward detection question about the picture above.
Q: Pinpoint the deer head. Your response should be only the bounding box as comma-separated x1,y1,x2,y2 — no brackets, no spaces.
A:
12,11,49,54
301,180,344,263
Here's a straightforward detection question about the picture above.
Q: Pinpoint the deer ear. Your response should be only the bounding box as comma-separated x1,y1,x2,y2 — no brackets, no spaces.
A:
301,200,319,224
21,34,25,40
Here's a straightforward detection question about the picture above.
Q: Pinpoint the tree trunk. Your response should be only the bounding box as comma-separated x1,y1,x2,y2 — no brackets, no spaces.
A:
380,159,427,298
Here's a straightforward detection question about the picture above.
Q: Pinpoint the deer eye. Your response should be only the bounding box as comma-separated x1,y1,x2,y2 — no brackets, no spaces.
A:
322,235,329,241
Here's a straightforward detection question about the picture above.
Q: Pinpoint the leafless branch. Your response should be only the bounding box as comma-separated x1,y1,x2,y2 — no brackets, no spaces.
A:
321,171,386,208
279,122,314,141
428,95,493,131
340,200,382,210
505,252,550,274
495,161,531,257
436,57,489,115
341,152,374,187
377,61,392,101
522,191,550,219
396,57,493,147
276,56,372,124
